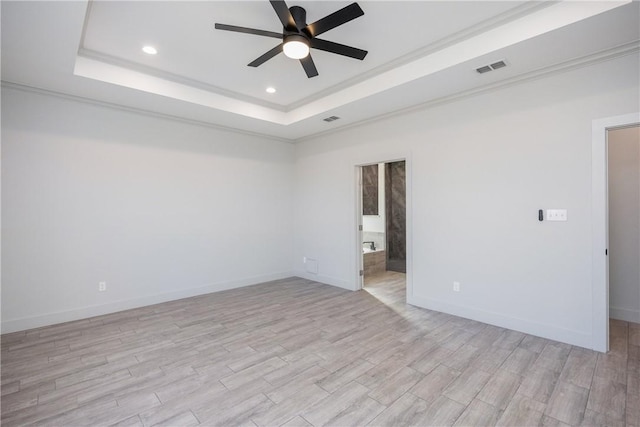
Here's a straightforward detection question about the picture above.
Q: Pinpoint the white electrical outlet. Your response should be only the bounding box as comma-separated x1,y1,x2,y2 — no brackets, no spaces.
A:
305,258,318,274
98,281,107,292
453,281,460,292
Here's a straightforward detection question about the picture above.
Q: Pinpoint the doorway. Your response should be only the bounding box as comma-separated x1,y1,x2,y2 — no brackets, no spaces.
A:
358,160,407,302
592,112,640,352
607,126,640,324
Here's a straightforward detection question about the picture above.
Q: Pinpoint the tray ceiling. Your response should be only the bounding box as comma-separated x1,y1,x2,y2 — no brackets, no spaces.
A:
2,1,638,141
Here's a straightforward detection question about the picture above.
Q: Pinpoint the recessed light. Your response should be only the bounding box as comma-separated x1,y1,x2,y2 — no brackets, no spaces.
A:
142,46,157,55
266,87,276,94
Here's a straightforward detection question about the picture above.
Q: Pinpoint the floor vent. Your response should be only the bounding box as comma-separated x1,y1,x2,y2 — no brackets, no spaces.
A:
323,116,340,122
476,60,507,74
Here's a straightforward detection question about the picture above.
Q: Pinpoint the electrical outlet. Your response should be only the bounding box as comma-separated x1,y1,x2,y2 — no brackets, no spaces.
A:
304,257,318,274
453,281,461,292
98,281,107,292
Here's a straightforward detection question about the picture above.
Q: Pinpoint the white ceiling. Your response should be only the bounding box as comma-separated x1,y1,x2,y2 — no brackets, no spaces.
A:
2,1,639,142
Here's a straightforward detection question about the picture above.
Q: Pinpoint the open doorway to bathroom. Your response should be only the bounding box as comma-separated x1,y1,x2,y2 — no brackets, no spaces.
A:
360,161,406,303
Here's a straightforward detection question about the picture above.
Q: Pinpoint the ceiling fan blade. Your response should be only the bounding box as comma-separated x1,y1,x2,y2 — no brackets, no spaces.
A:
311,38,367,60
269,0,296,31
215,23,283,39
248,44,283,67
305,3,364,38
300,55,318,78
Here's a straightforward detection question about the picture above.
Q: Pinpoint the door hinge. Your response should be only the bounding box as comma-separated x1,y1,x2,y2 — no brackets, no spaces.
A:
358,225,363,231
605,249,608,256
359,270,364,276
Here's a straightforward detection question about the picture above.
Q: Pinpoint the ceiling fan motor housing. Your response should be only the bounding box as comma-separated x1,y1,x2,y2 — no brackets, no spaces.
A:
284,6,310,43
289,6,307,30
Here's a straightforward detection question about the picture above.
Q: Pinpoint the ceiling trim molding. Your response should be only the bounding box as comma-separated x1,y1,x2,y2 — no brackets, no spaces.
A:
296,41,640,143
288,0,633,125
75,1,631,127
5,41,637,145
286,1,555,111
73,55,291,124
79,0,291,113
77,48,288,112
0,81,295,144
78,1,551,115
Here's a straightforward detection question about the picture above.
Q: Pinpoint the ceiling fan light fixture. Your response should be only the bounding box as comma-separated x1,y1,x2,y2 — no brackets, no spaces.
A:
283,35,309,59
214,1,367,77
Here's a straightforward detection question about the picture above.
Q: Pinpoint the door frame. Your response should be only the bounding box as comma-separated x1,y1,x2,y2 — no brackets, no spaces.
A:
592,112,640,352
354,155,412,300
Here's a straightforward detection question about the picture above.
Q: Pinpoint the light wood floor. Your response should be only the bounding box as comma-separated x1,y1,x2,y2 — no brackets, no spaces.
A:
1,273,638,426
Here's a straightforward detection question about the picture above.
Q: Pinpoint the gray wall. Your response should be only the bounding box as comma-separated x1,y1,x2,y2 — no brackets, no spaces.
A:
1,87,295,333
608,126,640,323
293,53,639,349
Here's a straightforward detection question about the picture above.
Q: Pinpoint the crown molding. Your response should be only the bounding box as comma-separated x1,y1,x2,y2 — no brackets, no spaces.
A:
0,81,296,144
296,41,640,143
4,41,637,145
77,48,288,113
287,1,555,111
78,1,553,114
78,0,614,125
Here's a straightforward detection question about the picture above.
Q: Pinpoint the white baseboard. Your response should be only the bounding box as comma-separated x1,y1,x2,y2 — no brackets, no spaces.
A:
407,294,594,350
293,270,355,291
1,271,294,334
610,306,640,323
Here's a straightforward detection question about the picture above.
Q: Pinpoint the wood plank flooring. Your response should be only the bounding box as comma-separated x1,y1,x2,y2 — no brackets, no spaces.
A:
1,272,638,426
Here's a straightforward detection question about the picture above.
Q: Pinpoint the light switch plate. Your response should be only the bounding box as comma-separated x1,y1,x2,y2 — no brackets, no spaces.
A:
546,209,567,221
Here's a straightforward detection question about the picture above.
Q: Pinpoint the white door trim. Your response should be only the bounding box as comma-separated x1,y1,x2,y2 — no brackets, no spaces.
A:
355,165,364,290
592,112,640,352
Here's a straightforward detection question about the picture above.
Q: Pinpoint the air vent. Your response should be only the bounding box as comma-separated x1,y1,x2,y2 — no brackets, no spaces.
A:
323,116,341,122
476,60,507,74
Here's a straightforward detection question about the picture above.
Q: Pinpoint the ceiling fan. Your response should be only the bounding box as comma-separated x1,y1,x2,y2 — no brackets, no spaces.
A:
214,0,368,78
